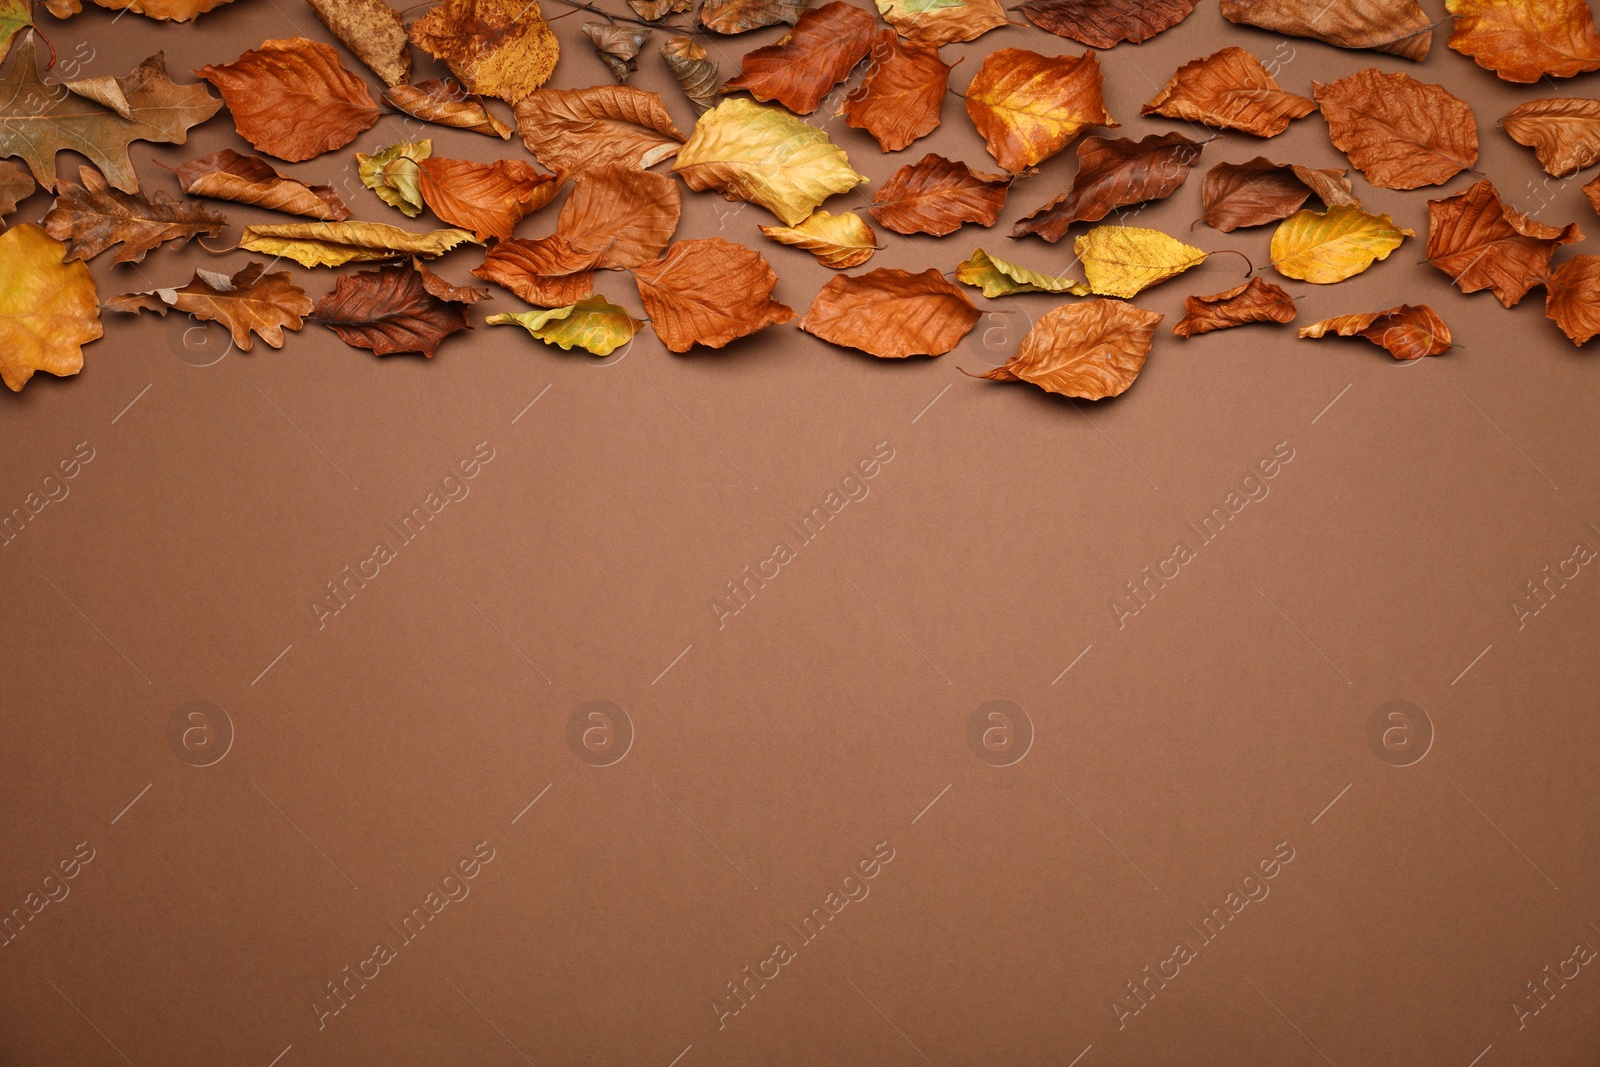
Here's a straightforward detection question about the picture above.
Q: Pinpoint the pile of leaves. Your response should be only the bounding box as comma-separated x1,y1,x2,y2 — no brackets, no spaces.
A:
5,0,1600,396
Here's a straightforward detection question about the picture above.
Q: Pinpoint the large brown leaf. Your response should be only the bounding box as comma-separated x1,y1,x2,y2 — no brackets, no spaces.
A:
382,80,512,139
839,30,949,152
1314,69,1478,190
556,165,680,269
1200,157,1354,231
1446,0,1600,83
721,1,876,115
514,86,685,174
1172,277,1295,336
1013,132,1202,243
1141,47,1316,137
1424,179,1581,308
700,0,807,33
471,235,599,306
1501,99,1600,177
106,262,311,351
1220,0,1432,60
43,164,223,263
307,0,410,86
1545,254,1600,345
1017,0,1196,45
407,0,559,103
798,267,978,357
415,157,561,241
1299,305,1452,359
198,38,379,162
964,48,1115,173
175,149,351,220
311,260,479,357
868,153,1010,236
0,224,102,392
976,299,1162,399
633,237,795,351
873,0,1006,46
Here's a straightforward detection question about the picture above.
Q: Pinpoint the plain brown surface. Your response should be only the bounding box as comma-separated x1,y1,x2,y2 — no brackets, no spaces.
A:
3,1,1600,1065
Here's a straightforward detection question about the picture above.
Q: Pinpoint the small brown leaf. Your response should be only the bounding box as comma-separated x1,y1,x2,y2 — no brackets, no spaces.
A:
175,149,352,220
415,157,561,241
633,237,794,351
582,22,651,82
1141,47,1316,137
514,86,685,174
661,37,719,113
965,47,1116,173
1172,277,1295,336
976,299,1162,399
382,80,512,139
721,1,877,116
1424,179,1581,308
1501,98,1600,177
873,0,1006,47
1298,305,1452,359
198,38,380,162
1013,132,1202,243
798,267,978,358
699,0,806,33
106,262,311,351
1545,254,1600,344
1446,0,1600,83
407,0,559,103
556,165,680,269
1017,0,1196,45
839,30,950,152
869,153,1010,236
306,0,410,87
312,259,476,357
1200,157,1353,232
471,235,599,306
43,164,224,263
1220,0,1433,60
1314,69,1478,190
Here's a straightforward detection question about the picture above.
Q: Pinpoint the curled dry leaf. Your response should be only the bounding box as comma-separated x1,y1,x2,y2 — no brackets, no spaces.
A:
1013,132,1202,243
722,1,877,115
239,221,479,267
759,210,878,268
106,262,309,351
383,80,512,139
307,0,410,87
515,86,684,174
633,237,795,351
872,0,1007,47
312,260,477,357
0,159,34,217
869,153,1010,236
660,37,719,114
673,98,866,226
1425,179,1581,308
628,0,689,18
416,157,562,241
1445,0,1600,83
1501,99,1600,177
975,299,1162,400
956,248,1087,297
1220,0,1432,60
1299,305,1452,359
407,0,559,103
1075,225,1207,298
965,48,1115,173
0,224,101,392
840,29,950,152
1172,277,1295,336
175,149,351,220
1314,70,1478,190
1141,47,1316,137
1017,0,1196,46
1271,204,1412,284
582,22,651,82
472,235,599,306
557,165,681,268
798,267,978,357
699,0,807,33
488,296,641,356
357,139,430,217
1200,157,1354,232
1545,254,1600,344
43,164,224,263
198,38,379,162
414,259,490,304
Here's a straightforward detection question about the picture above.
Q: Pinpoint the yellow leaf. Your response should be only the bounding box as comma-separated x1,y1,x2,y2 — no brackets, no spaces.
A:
407,0,559,103
1270,204,1414,284
759,209,877,269
238,221,479,267
956,248,1089,297
356,139,431,217
487,295,641,355
1074,225,1206,297
672,98,867,226
0,223,102,391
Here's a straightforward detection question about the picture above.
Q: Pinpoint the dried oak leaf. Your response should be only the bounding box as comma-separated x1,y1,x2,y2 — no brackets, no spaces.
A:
1446,0,1600,82
472,235,600,306
1017,0,1196,45
965,48,1115,173
868,153,1009,236
198,38,379,163
239,221,478,267
673,98,866,226
629,0,688,18
1271,204,1412,284
1501,99,1600,177
557,165,680,268
1200,157,1354,232
308,0,411,87
515,86,684,174
383,80,512,139
0,159,34,217
661,37,719,114
633,237,794,351
106,262,309,351
312,260,476,357
760,209,877,268
1299,305,1451,359
0,35,220,192
86,0,235,20
1220,0,1432,60
1545,255,1600,344
43,164,223,263
1425,179,1581,308
1075,225,1207,297
956,248,1087,297
1172,277,1295,336
488,295,641,355
722,1,877,115
416,157,561,240
408,0,558,103
975,300,1161,400
873,0,1006,47
700,0,807,33
357,139,430,217
1313,69,1477,190
1013,132,1202,243
0,224,101,392
582,22,651,82
175,149,351,220
799,267,977,357
839,29,950,152
1141,47,1316,137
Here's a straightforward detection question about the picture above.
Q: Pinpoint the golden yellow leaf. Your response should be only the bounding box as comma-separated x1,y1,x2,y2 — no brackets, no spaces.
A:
238,221,479,267
0,223,101,391
964,47,1116,173
956,248,1088,297
487,295,641,355
1270,204,1413,283
407,0,559,103
1074,226,1207,297
759,210,878,269
356,139,431,217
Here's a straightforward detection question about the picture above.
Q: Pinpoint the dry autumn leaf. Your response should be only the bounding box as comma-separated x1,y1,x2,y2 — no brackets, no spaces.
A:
629,0,689,18
1013,132,1202,243
1172,277,1295,336
174,148,352,220
0,0,28,66
515,86,685,174
975,299,1162,400
700,0,806,33
1314,69,1478,190
1200,157,1354,232
583,22,652,82
106,262,310,351
660,37,719,114
633,237,795,351
1545,254,1600,344
1586,174,1600,218
416,157,562,241
840,29,950,152
1299,304,1452,359
1501,99,1600,177
557,165,680,268
408,0,559,103
488,295,641,356
312,260,480,357
472,235,600,306
0,224,101,392
759,210,878,268
1075,225,1208,297
873,0,1006,47
198,38,379,162
307,0,410,87
869,153,1009,236
383,80,512,139
965,47,1115,173
239,221,478,267
1017,0,1196,45
1220,0,1433,60
1446,0,1600,83
799,267,978,357
43,164,224,263
1425,179,1581,308
722,1,877,115
85,0,234,20
1271,204,1413,283
956,248,1087,297
0,159,34,217
358,140,430,217
1141,47,1316,137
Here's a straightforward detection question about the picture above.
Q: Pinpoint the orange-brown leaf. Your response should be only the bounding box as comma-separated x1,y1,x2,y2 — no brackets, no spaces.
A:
1200,157,1353,232
416,157,561,241
839,30,950,152
1313,69,1478,190
1018,0,1196,45
1425,179,1581,308
868,153,1010,236
700,0,806,33
1172,277,1295,336
43,164,223,263
977,299,1161,399
1220,0,1432,60
964,47,1116,173
175,149,351,220
1298,304,1452,359
556,165,680,269
0,159,33,217
471,235,599,306
633,237,794,351
1446,0,1600,82
0,224,102,392
382,80,512,139
1013,132,1201,243
1501,98,1600,176
1141,47,1316,137
106,262,312,351
198,37,380,162
311,260,474,357
407,0,560,103
1545,254,1600,345
514,86,685,174
874,0,1007,47
798,267,978,357
722,1,877,115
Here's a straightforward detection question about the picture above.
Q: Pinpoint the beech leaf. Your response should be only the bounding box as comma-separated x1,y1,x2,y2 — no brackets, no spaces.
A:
582,22,651,82
307,0,411,87
1017,0,1197,46
699,0,807,34
975,299,1162,400
839,29,950,152
556,165,680,269
1075,225,1208,297
357,139,430,217
956,248,1088,297
1172,277,1295,336
1314,69,1478,190
175,149,351,220
1424,179,1581,308
965,47,1116,173
43,164,224,263
1299,305,1452,359
798,267,978,357
106,262,310,351
1545,255,1600,345
1271,204,1413,284
488,296,641,356
759,210,878,268
628,0,689,18
1141,47,1316,137
722,1,877,115
661,37,720,114
84,0,234,20
312,260,478,357
238,221,479,267
515,86,685,174
873,0,1006,47
1200,157,1354,232
382,80,512,139
199,38,379,163
472,235,599,306
0,224,102,392
1501,99,1600,177
1446,0,1600,83
633,237,795,351
1013,132,1202,243
408,0,559,103
1220,0,1433,60
869,153,1009,236
416,157,562,241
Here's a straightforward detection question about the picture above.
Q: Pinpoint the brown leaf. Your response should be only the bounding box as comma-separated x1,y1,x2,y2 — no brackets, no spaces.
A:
1446,0,1600,83
1200,157,1353,232
415,259,489,303
633,237,794,351
556,165,680,269
407,0,559,103
1298,304,1452,359
471,235,599,306
1220,0,1432,60
415,157,561,240
869,153,1010,236
1314,69,1478,190
699,0,806,34
1172,277,1295,336
839,30,949,152
582,22,651,82
874,0,1006,46
514,86,685,174
0,159,35,217
312,259,475,357
1013,132,1202,243
307,0,410,87
660,37,719,114
382,80,512,139
198,38,379,162
106,262,312,351
965,47,1116,173
1017,0,1196,46
628,0,688,18
175,148,352,221
721,1,877,115
1586,174,1600,218
1501,99,1600,177
1141,47,1316,137
0,224,102,392
1424,179,1581,308
799,267,978,357
976,299,1161,399
84,0,233,19
1545,254,1600,344
43,164,223,264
